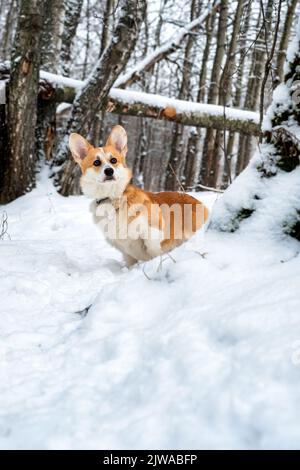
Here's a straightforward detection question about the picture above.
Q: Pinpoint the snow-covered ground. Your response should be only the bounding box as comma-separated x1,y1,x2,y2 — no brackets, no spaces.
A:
1,172,300,450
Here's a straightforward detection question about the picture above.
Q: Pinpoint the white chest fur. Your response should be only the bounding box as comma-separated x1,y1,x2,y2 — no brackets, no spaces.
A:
89,199,163,263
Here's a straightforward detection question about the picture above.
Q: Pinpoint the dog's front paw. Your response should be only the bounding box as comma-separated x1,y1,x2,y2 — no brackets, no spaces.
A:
123,254,138,268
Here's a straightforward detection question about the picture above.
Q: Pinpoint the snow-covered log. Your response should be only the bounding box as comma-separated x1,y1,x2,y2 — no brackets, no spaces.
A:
40,70,259,135
209,15,300,242
35,71,260,136
106,89,260,136
0,64,260,136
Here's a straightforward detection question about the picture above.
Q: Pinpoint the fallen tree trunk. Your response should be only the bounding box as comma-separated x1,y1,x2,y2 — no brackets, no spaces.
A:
0,65,261,136
106,89,260,136
42,71,260,136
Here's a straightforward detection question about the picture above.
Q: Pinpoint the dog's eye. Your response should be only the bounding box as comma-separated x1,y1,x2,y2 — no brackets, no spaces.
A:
110,157,117,164
93,160,101,167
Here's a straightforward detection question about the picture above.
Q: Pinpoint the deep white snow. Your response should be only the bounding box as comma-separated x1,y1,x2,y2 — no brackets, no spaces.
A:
0,171,300,450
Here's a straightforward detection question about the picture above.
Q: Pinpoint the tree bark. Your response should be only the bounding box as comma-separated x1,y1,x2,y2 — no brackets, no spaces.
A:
0,90,8,191
40,0,64,71
36,0,64,162
60,0,84,77
82,0,91,80
99,0,113,57
275,0,298,86
235,0,273,176
0,0,44,204
0,0,18,61
105,91,260,135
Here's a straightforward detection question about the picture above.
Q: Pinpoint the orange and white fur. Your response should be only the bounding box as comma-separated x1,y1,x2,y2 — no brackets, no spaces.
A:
69,125,209,266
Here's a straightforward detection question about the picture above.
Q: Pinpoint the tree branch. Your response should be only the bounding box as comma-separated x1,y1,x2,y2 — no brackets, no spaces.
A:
114,0,221,89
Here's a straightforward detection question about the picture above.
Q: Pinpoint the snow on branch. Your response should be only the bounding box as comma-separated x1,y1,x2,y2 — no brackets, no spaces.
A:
39,70,259,136
114,0,221,89
107,89,260,135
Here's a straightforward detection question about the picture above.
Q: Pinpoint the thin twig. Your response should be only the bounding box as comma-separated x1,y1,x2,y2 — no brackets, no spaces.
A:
197,183,224,193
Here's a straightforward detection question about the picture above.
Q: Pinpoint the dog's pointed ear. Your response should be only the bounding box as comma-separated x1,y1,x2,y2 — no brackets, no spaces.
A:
106,125,128,157
69,133,92,163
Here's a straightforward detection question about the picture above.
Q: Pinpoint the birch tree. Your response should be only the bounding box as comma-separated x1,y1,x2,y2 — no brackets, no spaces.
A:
0,0,44,204
210,14,300,243
211,0,245,188
60,0,84,77
198,0,228,187
183,9,217,190
164,0,199,191
235,0,273,176
275,0,298,85
36,0,64,162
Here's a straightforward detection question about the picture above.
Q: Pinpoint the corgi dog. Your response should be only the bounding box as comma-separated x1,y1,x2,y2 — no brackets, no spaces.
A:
69,125,209,266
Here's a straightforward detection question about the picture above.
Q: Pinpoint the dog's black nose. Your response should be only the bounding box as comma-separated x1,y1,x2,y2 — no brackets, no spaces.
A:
104,167,114,177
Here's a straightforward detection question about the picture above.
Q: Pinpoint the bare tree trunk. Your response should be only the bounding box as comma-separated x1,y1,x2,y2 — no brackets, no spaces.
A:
40,0,64,70
91,0,114,147
199,0,228,188
82,0,91,80
0,0,18,61
184,8,217,190
99,0,113,57
132,1,150,184
164,0,198,190
132,117,148,185
0,0,44,204
183,128,201,190
36,0,64,162
55,0,146,196
210,14,300,240
0,90,8,191
224,0,252,185
211,0,245,189
235,0,273,176
144,0,167,190
60,0,84,77
275,0,298,86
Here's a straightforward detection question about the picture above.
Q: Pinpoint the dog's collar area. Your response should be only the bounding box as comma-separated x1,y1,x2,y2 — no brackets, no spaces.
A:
95,197,121,211
95,197,111,205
